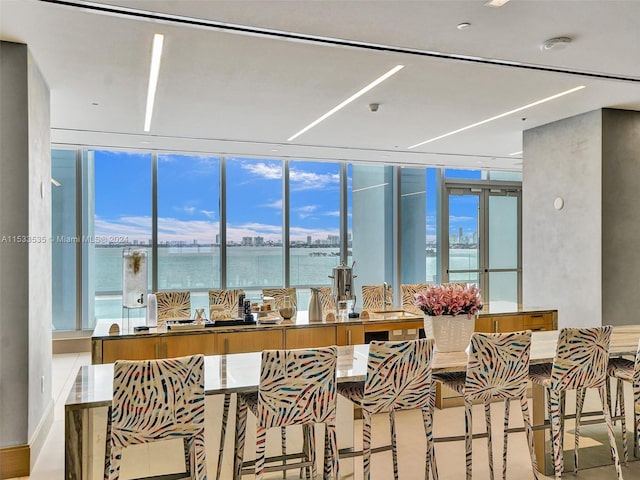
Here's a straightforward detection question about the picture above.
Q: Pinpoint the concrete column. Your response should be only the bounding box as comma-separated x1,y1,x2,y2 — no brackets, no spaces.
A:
0,40,52,475
523,108,640,327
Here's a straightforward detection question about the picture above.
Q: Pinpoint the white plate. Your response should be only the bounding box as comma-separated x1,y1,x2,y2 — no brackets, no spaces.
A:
258,317,282,324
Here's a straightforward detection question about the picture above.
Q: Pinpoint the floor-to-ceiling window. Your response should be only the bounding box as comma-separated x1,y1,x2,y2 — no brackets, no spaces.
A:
92,150,152,321
225,157,283,289
51,147,522,331
51,149,77,331
289,160,341,286
157,154,220,312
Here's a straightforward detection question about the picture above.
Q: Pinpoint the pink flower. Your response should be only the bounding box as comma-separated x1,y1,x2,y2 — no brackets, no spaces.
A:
414,283,483,317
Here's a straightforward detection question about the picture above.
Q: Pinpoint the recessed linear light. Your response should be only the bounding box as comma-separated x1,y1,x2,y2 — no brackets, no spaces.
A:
485,0,510,7
51,178,62,187
408,85,585,150
143,33,165,132
509,151,523,156
287,65,404,142
352,182,389,193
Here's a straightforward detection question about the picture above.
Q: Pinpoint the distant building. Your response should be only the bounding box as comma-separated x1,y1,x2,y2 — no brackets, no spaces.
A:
327,235,339,246
307,235,312,245
254,236,264,246
242,237,253,246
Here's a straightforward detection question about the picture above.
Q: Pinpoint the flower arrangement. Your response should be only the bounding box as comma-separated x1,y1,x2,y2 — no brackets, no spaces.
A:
414,283,483,317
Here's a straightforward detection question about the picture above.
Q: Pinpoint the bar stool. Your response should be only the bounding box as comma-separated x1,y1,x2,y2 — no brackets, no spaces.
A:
337,338,437,480
607,339,640,462
528,326,622,480
155,290,191,322
104,354,206,480
317,286,336,317
233,346,339,480
433,330,539,480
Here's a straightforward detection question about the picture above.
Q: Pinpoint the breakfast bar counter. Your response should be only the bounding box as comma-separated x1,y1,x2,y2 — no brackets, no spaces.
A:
91,305,557,364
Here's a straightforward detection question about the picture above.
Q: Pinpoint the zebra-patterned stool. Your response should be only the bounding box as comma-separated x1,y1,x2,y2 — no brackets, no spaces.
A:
337,338,437,480
528,326,622,480
104,354,207,480
434,331,539,480
234,346,338,480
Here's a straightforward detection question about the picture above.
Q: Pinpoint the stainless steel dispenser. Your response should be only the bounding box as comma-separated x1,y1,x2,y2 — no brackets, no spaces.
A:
329,261,357,315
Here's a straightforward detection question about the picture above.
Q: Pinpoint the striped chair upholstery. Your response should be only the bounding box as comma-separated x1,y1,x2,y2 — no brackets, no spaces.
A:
528,326,622,480
337,339,436,480
155,290,191,320
433,331,538,480
104,354,206,480
401,283,430,314
262,288,297,309
208,288,244,318
234,346,339,480
607,339,640,463
361,284,393,311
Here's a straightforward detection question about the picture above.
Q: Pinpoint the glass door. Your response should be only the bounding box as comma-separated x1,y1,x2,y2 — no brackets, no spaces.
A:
444,183,521,307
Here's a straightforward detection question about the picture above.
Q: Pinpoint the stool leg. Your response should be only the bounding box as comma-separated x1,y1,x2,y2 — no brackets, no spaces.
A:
281,426,287,479
484,400,494,480
617,379,628,464
324,423,339,480
104,406,112,480
363,411,372,480
216,393,231,480
233,400,248,480
255,425,267,480
421,406,436,480
598,385,623,480
574,388,585,473
390,410,399,480
519,394,540,480
502,399,510,480
464,397,473,480
548,389,564,479
634,379,640,457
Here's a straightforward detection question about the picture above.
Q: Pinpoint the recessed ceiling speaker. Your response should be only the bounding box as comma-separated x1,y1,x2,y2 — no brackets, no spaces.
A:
541,37,572,51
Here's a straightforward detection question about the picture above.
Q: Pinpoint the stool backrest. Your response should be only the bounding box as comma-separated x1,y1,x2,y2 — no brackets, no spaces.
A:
363,338,435,414
465,330,532,401
401,283,431,314
262,288,297,309
111,354,205,447
209,288,245,317
155,290,191,320
258,346,337,429
550,326,612,390
361,284,393,310
316,286,336,316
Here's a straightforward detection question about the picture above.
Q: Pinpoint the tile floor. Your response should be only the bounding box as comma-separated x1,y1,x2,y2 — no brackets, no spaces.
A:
10,353,640,479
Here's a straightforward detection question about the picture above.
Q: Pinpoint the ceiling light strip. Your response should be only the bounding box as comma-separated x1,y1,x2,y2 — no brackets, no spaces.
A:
143,33,164,132
401,191,426,197
287,65,404,142
408,85,585,149
509,151,523,156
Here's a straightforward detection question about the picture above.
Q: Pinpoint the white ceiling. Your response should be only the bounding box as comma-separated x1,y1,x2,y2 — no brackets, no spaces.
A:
2,0,639,170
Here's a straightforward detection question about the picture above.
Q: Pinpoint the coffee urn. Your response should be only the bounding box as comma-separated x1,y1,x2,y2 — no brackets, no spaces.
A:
329,261,357,315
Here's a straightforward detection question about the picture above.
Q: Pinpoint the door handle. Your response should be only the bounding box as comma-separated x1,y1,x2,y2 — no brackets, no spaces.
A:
224,338,229,355
347,330,352,345
154,343,159,359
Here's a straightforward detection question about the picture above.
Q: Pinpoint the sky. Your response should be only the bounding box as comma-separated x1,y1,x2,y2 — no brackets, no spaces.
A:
93,150,480,244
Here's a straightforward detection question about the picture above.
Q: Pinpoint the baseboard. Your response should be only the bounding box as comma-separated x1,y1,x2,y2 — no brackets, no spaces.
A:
53,336,91,354
30,398,54,470
0,444,30,479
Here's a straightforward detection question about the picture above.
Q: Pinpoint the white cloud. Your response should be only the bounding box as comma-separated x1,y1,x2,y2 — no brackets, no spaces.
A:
94,215,219,243
241,162,282,179
290,169,339,191
324,210,340,217
200,209,216,219
262,199,283,209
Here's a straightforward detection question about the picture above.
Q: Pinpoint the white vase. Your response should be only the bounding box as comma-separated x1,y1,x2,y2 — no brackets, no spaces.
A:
424,314,476,352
